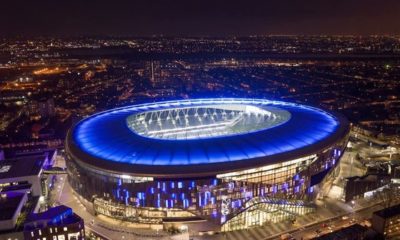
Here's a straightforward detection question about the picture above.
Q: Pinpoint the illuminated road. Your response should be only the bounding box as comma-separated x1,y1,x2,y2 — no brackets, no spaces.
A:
289,203,382,239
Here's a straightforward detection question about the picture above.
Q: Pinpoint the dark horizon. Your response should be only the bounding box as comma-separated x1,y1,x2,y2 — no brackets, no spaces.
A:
1,0,400,37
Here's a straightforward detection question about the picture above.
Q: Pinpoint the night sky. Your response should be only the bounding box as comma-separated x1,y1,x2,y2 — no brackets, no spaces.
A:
1,0,399,37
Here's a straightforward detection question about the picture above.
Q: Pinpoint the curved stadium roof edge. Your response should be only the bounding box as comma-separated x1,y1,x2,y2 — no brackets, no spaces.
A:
66,98,350,177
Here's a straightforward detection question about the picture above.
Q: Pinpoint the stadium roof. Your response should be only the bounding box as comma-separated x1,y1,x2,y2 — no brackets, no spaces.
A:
67,98,349,177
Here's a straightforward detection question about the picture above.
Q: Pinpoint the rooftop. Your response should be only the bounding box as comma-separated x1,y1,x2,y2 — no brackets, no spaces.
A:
26,205,71,223
0,191,26,221
0,155,45,179
25,205,83,230
373,203,400,219
314,224,370,240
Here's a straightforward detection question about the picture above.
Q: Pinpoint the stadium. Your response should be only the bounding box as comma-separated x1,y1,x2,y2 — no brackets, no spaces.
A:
65,98,350,231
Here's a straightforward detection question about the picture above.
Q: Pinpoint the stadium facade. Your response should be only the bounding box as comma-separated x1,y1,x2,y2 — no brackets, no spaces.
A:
65,98,350,231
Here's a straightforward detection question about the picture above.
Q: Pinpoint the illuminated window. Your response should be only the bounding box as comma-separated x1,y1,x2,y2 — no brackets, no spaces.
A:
67,233,80,239
63,227,68,231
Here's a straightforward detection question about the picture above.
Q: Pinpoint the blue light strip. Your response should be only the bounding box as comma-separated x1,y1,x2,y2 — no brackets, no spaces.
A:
199,193,202,207
116,189,120,198
212,179,218,186
125,191,129,205
73,98,341,167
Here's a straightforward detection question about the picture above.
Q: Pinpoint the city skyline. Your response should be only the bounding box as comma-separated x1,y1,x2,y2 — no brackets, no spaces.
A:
1,0,400,37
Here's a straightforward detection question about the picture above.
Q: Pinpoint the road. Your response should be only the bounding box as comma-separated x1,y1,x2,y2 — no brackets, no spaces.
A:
290,202,381,239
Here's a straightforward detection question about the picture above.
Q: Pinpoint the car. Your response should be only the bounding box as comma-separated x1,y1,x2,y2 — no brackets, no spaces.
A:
280,233,295,240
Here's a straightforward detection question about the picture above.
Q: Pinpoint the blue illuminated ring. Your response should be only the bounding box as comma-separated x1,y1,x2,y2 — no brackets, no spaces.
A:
66,98,349,177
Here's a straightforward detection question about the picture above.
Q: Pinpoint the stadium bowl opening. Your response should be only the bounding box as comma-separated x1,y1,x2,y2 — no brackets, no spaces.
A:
126,104,291,140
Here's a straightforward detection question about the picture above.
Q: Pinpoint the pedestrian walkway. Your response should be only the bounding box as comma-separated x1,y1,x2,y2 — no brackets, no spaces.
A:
194,195,382,240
